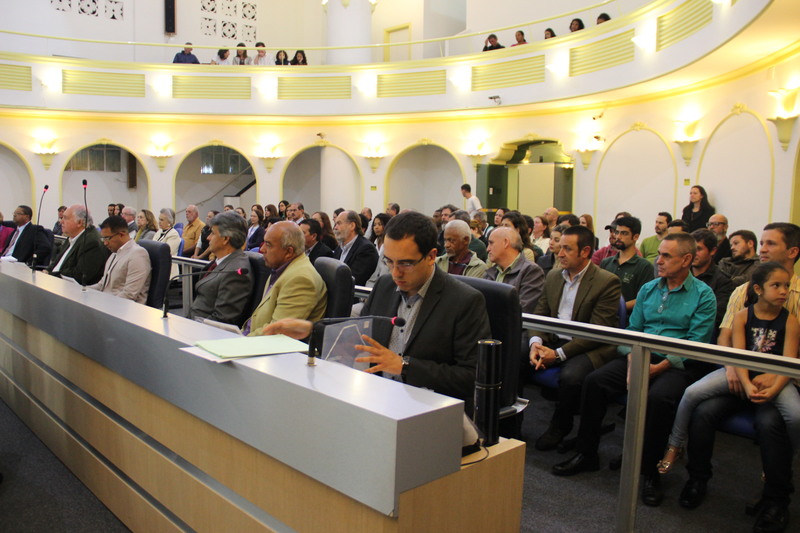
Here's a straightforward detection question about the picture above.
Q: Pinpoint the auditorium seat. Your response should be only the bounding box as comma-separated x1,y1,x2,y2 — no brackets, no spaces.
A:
240,251,269,326
138,240,172,308
313,257,355,318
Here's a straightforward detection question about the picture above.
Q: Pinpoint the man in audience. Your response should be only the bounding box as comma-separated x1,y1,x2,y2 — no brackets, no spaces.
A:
592,220,618,265
435,220,487,278
484,226,544,313
181,204,205,257
173,43,200,64
89,215,151,303
601,216,654,313
683,223,800,532
246,221,326,335
717,229,758,286
432,208,443,232
706,214,731,261
189,212,253,324
1,205,52,266
386,203,399,217
473,211,490,243
529,225,621,451
690,229,734,342
48,205,108,285
53,205,67,236
300,218,334,264
361,206,374,239
640,212,671,263
286,203,305,224
544,207,560,232
553,233,715,510
461,184,482,217
437,204,459,251
482,34,505,51
668,219,691,233
333,210,379,286
452,209,488,262
107,204,116,217
121,206,137,236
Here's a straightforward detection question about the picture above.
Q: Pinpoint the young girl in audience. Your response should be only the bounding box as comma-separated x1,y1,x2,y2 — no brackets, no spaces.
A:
537,224,565,276
290,50,307,65
658,262,800,474
233,43,251,65
275,50,289,65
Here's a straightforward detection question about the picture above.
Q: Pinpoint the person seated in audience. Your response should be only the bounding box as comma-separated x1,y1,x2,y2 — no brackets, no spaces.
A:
718,229,759,286
0,211,13,250
690,229,734,342
333,210,379,287
472,211,489,244
252,42,269,65
115,203,125,216
300,218,334,265
48,205,109,285
386,203,400,217
529,225,621,451
596,13,611,24
232,43,251,65
235,207,247,219
361,207,374,239
579,213,598,250
265,212,492,412
277,200,289,219
245,221,326,335
265,204,279,219
52,205,67,236
451,209,488,262
640,212,672,263
1,205,52,266
569,18,585,32
485,226,543,313
290,50,308,65
501,210,541,262
511,30,527,46
553,233,715,511
483,33,505,51
435,220,487,279
246,207,266,252
682,185,716,233
544,28,556,39
286,203,305,224
557,214,581,227
369,213,391,254
591,218,619,265
153,208,182,277
312,211,338,251
667,219,691,234
107,204,117,217
89,215,151,304
134,209,157,242
173,43,200,64
487,206,507,236
121,206,137,236
275,50,289,65
189,212,254,325
600,216,654,313
181,204,205,257
537,224,565,276
544,207,560,231
211,49,231,65
706,214,731,261
193,210,218,260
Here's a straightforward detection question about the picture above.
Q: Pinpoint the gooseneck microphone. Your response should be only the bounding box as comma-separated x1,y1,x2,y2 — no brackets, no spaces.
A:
35,185,49,226
81,179,89,229
30,184,50,269
162,267,250,318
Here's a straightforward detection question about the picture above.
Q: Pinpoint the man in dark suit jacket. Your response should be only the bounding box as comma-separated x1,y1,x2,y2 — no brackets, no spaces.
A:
300,218,334,264
189,212,253,325
528,225,621,451
333,210,378,286
1,205,53,266
47,204,109,285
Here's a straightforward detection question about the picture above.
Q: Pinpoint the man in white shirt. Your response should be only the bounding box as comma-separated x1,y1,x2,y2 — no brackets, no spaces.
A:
461,184,483,217
89,216,151,304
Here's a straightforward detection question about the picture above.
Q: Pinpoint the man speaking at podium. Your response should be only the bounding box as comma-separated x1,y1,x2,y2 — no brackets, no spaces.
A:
266,211,491,410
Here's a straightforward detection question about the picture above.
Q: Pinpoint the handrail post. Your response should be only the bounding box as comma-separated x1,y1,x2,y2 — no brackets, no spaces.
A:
616,344,649,533
179,260,195,312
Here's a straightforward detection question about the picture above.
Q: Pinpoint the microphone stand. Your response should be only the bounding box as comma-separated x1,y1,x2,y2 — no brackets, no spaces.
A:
81,179,89,291
30,185,49,269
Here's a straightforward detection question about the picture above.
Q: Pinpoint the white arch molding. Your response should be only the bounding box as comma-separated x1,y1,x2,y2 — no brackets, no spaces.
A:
0,142,35,223
385,142,465,215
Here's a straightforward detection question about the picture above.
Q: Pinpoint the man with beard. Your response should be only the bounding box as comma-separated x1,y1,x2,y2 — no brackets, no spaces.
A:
600,216,654,313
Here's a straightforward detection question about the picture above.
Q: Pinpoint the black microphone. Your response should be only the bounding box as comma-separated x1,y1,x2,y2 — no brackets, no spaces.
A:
35,184,49,226
162,266,250,318
29,184,50,269
308,315,406,360
81,179,89,229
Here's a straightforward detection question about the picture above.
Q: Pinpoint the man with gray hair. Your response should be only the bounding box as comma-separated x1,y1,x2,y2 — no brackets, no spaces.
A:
333,210,379,286
181,204,205,257
245,221,327,335
435,220,487,278
484,226,544,314
121,206,137,236
48,204,109,285
451,209,488,262
189,212,253,325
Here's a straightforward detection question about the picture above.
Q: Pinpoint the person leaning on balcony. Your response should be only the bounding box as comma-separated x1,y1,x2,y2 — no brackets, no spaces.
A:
173,43,199,64
482,34,504,51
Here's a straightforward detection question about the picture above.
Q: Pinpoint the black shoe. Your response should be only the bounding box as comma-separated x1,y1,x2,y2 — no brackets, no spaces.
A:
552,453,600,476
641,474,664,507
679,479,707,509
536,426,568,451
754,501,789,533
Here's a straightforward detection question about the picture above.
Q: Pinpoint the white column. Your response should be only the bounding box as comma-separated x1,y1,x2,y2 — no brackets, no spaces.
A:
325,0,374,65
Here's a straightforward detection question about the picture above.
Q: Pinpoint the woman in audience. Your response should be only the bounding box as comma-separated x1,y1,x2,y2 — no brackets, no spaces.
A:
501,211,540,262
511,31,527,46
278,200,289,219
212,49,231,65
537,224,566,276
193,210,219,260
134,209,157,242
570,18,585,32
312,211,338,250
681,185,715,232
275,50,289,65
252,42,269,65
246,207,266,252
233,43,251,65
580,213,600,250
235,207,247,219
369,213,391,254
115,203,124,216
532,215,550,252
265,204,279,220
153,208,182,277
290,50,308,65
544,28,556,39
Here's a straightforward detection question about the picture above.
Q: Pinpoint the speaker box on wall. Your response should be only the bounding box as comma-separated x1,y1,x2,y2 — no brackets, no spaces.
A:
165,0,176,34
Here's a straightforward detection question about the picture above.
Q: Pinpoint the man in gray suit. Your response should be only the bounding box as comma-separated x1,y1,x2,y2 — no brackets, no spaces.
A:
189,212,253,325
89,216,151,304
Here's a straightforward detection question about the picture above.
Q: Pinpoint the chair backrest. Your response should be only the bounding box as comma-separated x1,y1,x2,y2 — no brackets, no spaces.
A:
618,295,628,328
313,257,355,318
455,276,522,410
173,222,184,236
37,226,55,266
241,251,270,326
177,238,185,256
138,240,172,308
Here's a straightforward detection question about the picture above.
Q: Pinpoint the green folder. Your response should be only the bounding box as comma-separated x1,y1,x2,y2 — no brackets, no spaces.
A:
195,335,308,359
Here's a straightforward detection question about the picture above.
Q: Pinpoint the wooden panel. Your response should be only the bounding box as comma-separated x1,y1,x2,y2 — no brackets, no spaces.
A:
377,70,446,98
278,76,351,100
570,30,635,77
62,70,145,97
471,56,545,91
657,0,714,52
172,76,251,99
0,64,32,91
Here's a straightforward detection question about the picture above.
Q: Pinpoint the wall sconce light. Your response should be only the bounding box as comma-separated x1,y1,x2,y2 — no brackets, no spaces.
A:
576,149,596,170
673,140,698,166
363,144,384,173
673,120,700,165
767,88,799,151
32,130,58,170
148,135,172,171
465,139,491,169
767,116,797,151
255,138,281,172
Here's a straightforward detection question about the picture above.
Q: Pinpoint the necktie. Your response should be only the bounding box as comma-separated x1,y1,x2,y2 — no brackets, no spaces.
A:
201,261,217,279
3,229,19,256
100,253,118,291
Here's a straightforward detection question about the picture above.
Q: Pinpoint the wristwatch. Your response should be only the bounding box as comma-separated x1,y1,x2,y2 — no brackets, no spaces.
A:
400,355,411,382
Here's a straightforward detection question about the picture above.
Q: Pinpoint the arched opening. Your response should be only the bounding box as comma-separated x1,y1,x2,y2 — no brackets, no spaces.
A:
0,143,34,225
281,144,361,214
61,143,150,223
386,144,463,215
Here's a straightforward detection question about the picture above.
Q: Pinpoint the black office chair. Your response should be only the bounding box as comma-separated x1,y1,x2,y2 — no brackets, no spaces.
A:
240,251,270,326
138,240,172,308
313,257,355,318
35,226,55,267
456,276,525,432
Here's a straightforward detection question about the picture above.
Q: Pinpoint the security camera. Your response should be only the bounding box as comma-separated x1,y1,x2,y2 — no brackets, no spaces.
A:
488,95,502,105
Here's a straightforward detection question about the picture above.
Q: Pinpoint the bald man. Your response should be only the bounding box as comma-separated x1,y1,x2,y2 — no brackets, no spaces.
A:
706,214,731,261
181,204,205,257
484,226,544,314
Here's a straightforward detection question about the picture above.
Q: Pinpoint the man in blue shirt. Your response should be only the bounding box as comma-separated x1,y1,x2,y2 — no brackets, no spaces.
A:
552,233,716,508
173,43,200,64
